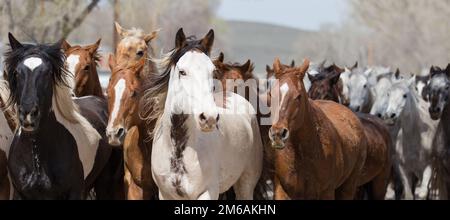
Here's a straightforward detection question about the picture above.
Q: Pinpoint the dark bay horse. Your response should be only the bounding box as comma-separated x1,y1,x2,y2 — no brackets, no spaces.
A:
61,39,104,98
308,64,392,200
4,33,123,200
269,58,367,199
106,55,158,200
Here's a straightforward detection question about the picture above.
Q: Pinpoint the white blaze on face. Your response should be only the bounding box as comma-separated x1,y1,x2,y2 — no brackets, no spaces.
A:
109,79,126,128
66,54,80,90
23,57,43,71
273,83,289,123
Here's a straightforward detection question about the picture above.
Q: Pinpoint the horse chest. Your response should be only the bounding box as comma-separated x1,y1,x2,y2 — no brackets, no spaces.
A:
9,127,83,199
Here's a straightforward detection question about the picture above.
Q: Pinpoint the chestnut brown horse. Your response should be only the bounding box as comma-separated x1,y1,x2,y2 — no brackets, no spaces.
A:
62,39,104,98
106,55,158,200
308,64,392,200
115,22,159,77
269,58,367,200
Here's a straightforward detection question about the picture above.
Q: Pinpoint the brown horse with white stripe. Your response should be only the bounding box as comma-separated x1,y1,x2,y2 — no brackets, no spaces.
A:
62,39,104,98
106,55,158,200
269,58,367,199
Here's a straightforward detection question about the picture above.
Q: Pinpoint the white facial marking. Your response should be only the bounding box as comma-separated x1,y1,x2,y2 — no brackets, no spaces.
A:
23,57,42,71
280,83,289,104
66,55,80,89
110,79,126,127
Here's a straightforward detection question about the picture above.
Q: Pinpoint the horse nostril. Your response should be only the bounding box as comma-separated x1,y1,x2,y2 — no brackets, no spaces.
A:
391,113,396,119
377,113,382,118
199,113,207,121
116,128,125,138
281,128,289,140
30,106,39,117
355,106,360,112
216,114,220,122
436,107,441,112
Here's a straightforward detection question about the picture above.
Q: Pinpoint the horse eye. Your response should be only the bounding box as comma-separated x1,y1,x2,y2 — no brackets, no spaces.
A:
136,51,144,57
83,66,90,71
403,94,407,98
179,70,186,76
131,91,137,98
363,84,367,89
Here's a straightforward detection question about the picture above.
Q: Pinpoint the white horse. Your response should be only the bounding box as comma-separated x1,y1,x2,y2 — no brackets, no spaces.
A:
347,67,374,113
147,29,263,200
382,76,442,200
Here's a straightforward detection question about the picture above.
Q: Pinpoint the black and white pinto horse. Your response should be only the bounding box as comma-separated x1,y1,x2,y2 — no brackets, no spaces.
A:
3,33,123,200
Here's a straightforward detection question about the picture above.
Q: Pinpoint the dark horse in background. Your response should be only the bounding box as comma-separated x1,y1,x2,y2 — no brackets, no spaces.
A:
3,33,123,200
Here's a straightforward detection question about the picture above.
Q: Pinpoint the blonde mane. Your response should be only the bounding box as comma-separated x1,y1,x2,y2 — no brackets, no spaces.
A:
52,75,101,178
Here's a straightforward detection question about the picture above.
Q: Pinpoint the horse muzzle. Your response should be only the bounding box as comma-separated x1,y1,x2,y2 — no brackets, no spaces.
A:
106,126,125,146
18,105,40,133
198,113,219,133
269,127,289,150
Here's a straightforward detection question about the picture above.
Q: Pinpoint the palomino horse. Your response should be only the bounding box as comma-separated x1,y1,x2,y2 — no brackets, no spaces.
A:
308,65,392,200
61,39,104,98
4,33,123,199
382,74,442,199
423,64,450,199
115,22,159,76
0,80,15,200
143,28,263,200
269,58,367,200
106,55,158,200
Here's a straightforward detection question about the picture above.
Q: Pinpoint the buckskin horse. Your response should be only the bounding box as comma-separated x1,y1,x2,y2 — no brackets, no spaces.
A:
143,28,263,199
4,33,123,200
61,39,104,98
106,55,158,200
268,58,367,200
308,65,392,200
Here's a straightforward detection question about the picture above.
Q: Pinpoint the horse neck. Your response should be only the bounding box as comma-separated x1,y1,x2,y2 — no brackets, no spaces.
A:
400,92,421,137
86,65,104,98
441,102,450,138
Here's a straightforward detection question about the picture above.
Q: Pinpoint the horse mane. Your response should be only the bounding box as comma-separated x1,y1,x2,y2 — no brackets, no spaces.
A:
140,36,210,138
4,43,69,107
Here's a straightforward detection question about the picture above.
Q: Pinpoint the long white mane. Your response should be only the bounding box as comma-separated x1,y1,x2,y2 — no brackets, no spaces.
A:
53,76,101,179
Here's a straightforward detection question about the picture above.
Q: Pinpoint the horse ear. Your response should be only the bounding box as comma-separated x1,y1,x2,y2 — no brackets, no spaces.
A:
330,71,342,86
88,38,101,54
61,40,72,53
395,68,401,79
319,59,327,70
290,60,295,68
218,52,224,63
446,64,450,78
175,28,186,49
144,29,160,44
351,62,358,70
115,22,127,37
333,64,344,74
8,33,23,50
296,59,310,80
407,76,416,88
108,54,116,72
240,60,253,78
307,72,318,82
273,58,282,75
200,29,214,55
266,65,274,79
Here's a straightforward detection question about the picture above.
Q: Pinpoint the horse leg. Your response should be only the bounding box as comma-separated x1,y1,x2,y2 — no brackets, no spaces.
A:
414,165,433,200
369,165,391,200
198,188,219,200
397,164,414,200
94,147,125,200
125,167,143,200
274,176,290,200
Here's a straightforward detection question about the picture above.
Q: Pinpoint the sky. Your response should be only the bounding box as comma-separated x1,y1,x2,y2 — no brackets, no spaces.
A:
217,0,348,31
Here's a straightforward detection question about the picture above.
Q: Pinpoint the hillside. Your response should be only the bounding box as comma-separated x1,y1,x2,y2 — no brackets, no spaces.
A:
221,20,314,75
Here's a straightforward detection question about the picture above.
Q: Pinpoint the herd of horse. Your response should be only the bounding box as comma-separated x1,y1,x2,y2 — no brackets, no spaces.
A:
0,22,449,200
